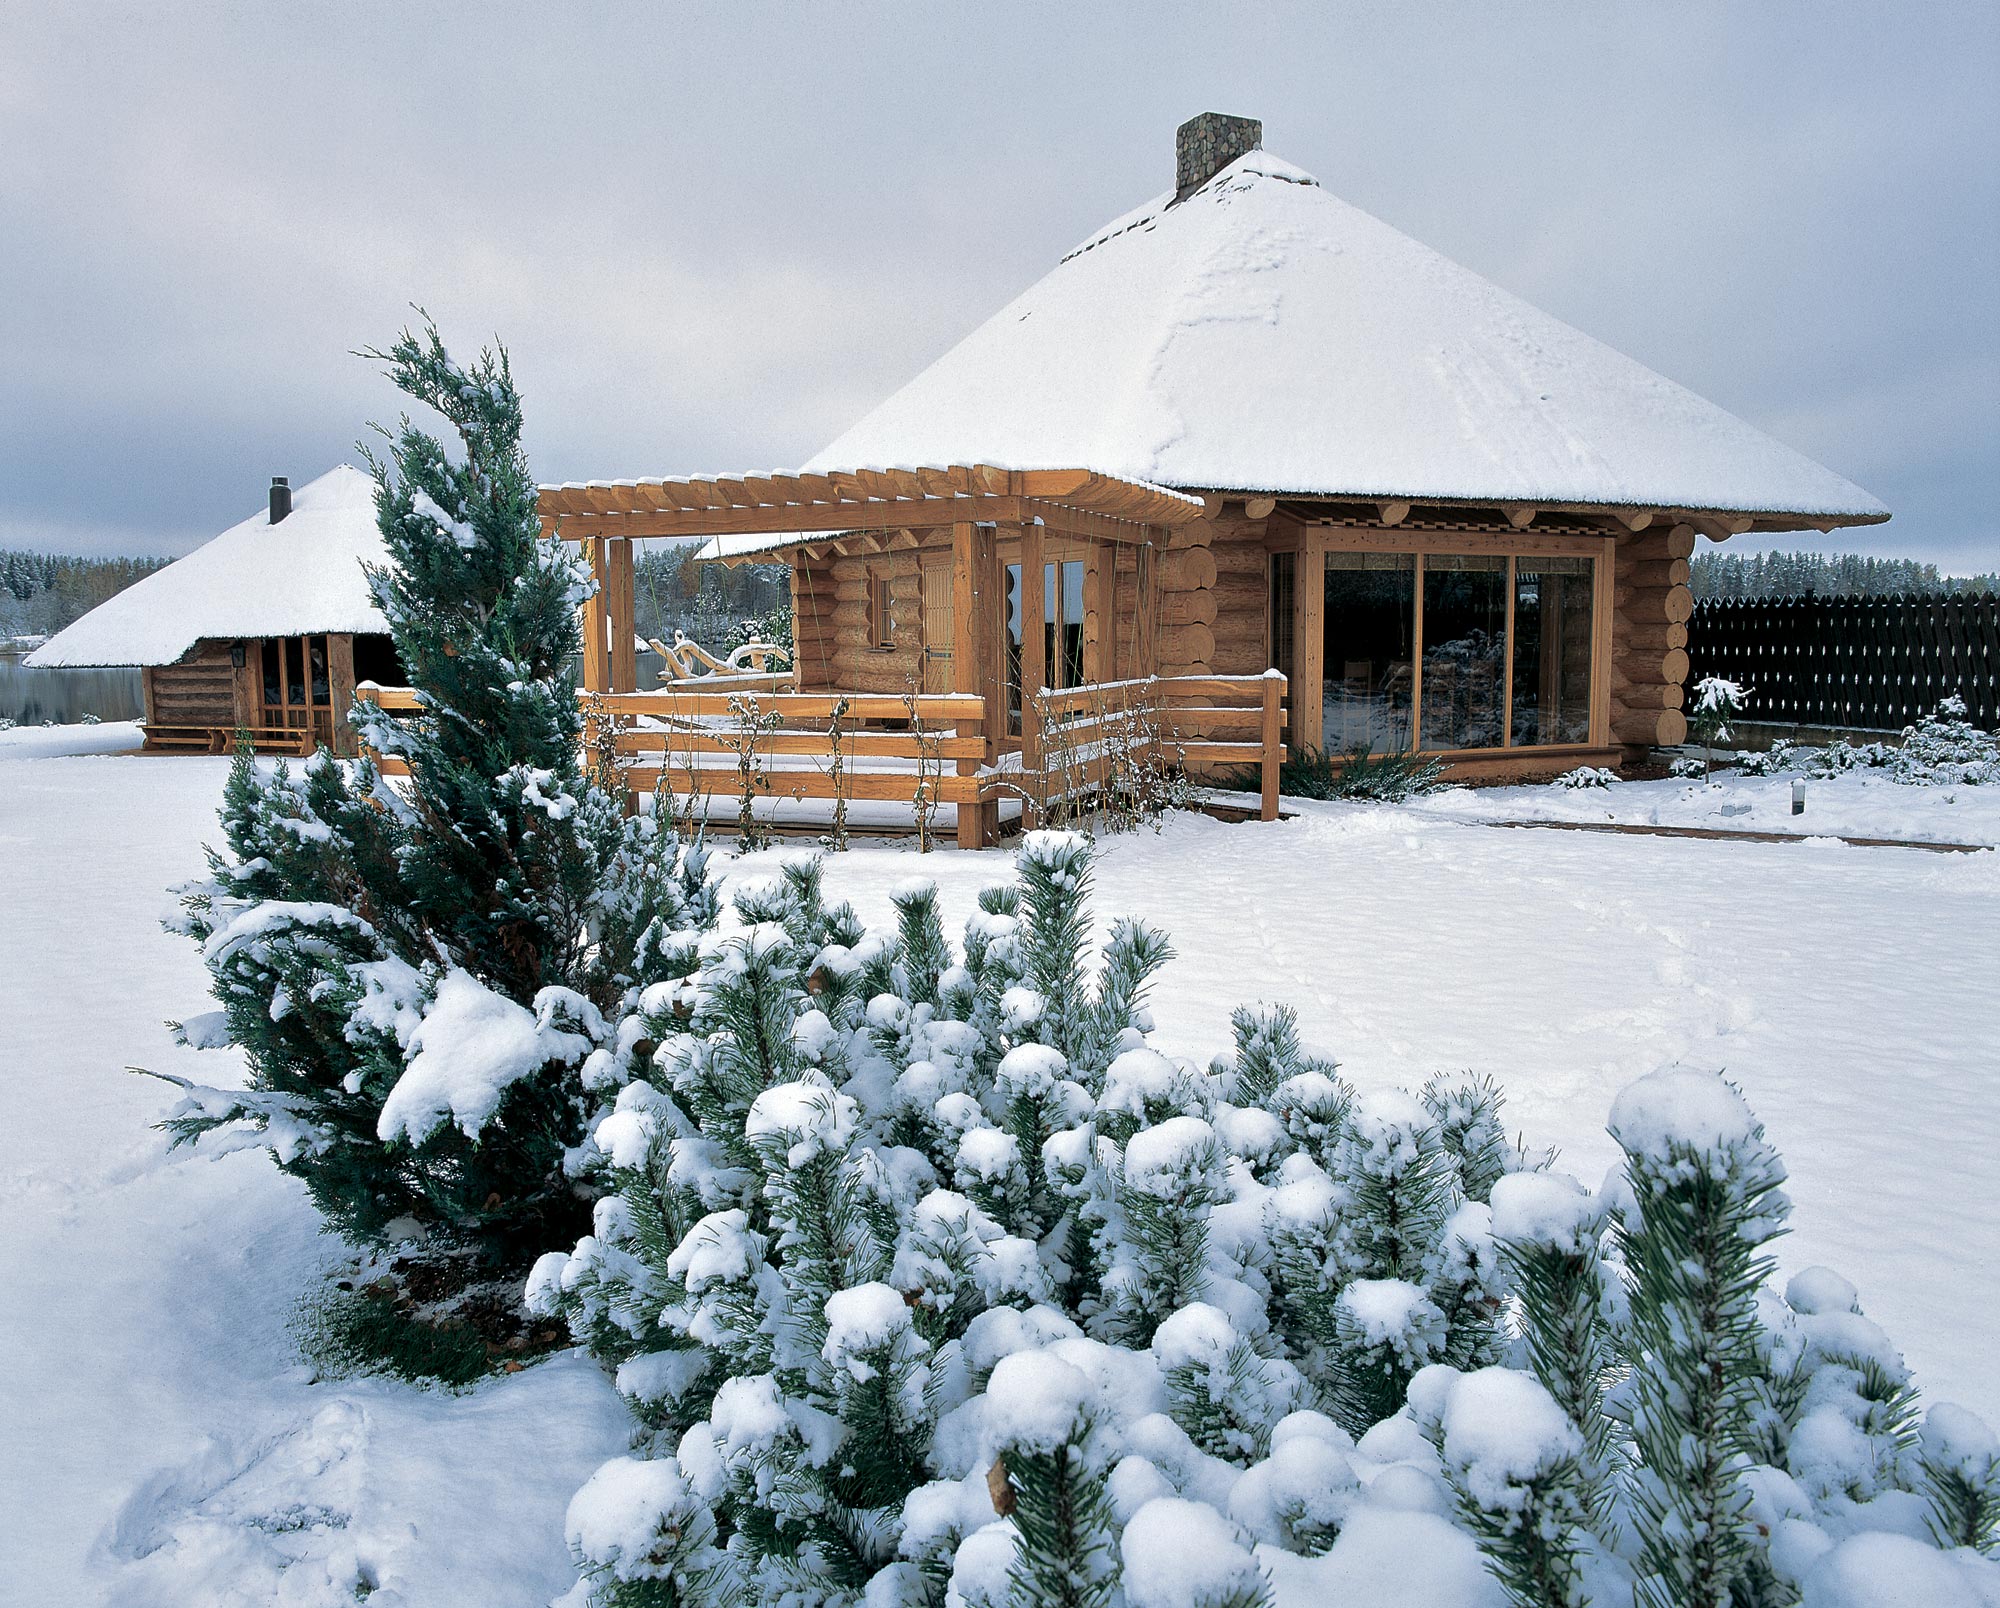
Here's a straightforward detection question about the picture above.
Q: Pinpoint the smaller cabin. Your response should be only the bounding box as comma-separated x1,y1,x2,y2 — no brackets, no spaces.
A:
25,466,401,756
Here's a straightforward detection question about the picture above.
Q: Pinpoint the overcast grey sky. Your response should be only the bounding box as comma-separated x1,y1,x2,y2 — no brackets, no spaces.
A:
3,3,1995,567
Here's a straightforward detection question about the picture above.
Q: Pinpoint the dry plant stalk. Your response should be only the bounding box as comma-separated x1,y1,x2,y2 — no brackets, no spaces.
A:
904,684,942,853
824,696,851,852
721,693,780,853
656,706,711,839
1037,688,1088,832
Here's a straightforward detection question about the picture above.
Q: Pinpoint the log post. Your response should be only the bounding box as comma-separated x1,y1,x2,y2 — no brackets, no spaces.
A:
607,537,636,693
326,632,357,756
1019,520,1047,830
951,520,989,850
1134,535,1158,678
1296,533,1323,758
231,641,258,735
1260,672,1284,821
580,538,610,692
1084,540,1114,683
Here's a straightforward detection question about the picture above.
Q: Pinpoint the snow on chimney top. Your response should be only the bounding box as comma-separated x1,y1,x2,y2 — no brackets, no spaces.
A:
1176,112,1262,200
270,476,292,524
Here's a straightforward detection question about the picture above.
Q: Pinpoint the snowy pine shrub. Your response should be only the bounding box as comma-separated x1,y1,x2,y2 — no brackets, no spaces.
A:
532,833,1551,1608
1728,699,1999,786
528,833,2000,1607
1691,676,1748,779
1418,1365,1594,1608
1890,695,1999,786
1488,1170,1619,1531
151,323,708,1299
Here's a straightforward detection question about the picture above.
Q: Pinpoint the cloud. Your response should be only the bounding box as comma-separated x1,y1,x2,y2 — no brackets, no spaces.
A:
2,2,1994,567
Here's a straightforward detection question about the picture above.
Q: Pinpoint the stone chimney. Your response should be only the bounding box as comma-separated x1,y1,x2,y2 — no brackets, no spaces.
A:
270,476,292,524
1176,112,1261,201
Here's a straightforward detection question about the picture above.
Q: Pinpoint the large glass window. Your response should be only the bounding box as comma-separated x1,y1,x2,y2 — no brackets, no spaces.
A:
1319,549,1598,752
1421,556,1508,751
1512,557,1595,745
1322,553,1415,753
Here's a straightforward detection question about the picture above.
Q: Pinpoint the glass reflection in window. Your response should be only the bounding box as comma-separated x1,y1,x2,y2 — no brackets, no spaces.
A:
1322,553,1414,753
1004,563,1023,736
1420,556,1507,750
1512,557,1594,745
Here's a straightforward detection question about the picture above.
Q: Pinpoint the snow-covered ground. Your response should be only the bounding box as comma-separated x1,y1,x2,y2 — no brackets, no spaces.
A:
5,723,1997,1603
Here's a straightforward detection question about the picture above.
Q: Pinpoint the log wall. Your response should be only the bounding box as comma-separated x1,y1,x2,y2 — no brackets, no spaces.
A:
1610,522,1697,751
823,549,927,695
791,559,838,691
143,643,240,728
1158,508,1271,683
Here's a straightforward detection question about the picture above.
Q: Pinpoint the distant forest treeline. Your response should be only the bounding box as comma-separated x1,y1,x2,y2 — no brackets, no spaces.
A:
1,551,174,640
1691,550,1999,601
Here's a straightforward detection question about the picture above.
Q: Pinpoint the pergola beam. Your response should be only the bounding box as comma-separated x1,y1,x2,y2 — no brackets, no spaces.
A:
537,464,1207,543
543,496,1181,549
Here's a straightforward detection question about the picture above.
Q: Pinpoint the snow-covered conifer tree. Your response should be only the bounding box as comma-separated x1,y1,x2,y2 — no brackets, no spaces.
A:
158,320,701,1293
1689,676,1748,779
988,1352,1119,1608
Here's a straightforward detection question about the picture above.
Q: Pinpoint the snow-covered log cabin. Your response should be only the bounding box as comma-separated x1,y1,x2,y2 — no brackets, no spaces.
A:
539,114,1887,842
25,465,401,756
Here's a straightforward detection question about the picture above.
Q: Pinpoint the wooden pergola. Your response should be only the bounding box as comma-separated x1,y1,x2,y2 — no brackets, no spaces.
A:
536,462,1208,702
529,464,1280,845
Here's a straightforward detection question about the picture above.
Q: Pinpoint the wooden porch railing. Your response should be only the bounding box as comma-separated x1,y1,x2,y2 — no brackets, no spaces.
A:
355,672,1287,845
602,688,988,844
1031,672,1288,825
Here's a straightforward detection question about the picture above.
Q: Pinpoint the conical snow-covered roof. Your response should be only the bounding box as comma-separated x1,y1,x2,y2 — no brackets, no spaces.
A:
25,465,389,668
807,151,1885,526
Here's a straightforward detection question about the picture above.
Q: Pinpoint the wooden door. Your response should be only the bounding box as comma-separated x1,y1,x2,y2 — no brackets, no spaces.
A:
920,560,954,694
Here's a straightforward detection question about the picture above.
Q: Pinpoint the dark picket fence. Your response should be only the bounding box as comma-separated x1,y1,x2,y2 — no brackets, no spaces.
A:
1687,593,2000,732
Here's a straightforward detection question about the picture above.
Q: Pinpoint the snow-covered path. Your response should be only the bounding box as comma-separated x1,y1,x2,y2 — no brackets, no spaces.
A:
3,728,1996,1602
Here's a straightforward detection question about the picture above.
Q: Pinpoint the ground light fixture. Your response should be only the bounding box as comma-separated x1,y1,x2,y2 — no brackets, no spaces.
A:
1793,778,1807,815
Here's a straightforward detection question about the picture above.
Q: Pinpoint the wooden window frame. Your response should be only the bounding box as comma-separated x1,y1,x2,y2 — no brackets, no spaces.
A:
1295,529,1614,758
1000,537,1099,741
866,571,893,652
